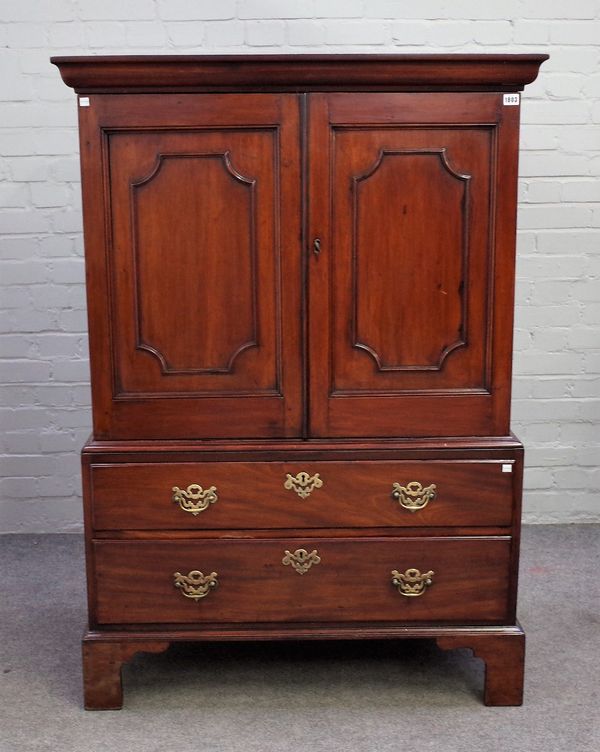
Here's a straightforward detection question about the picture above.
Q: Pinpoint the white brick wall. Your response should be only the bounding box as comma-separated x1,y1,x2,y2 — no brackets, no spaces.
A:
1,1,599,531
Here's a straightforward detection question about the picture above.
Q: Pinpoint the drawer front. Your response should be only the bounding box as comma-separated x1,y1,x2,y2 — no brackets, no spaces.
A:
93,537,511,625
90,460,515,530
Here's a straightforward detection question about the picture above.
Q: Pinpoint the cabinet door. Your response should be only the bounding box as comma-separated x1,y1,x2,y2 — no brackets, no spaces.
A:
308,93,520,438
81,94,302,439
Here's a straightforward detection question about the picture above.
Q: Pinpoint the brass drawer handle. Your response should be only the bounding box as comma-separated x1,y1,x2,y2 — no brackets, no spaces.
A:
391,568,434,597
282,548,321,575
173,570,218,600
172,484,218,515
284,472,323,499
392,481,437,512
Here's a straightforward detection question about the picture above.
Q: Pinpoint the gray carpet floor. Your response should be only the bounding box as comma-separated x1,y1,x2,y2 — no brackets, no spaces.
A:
0,526,599,752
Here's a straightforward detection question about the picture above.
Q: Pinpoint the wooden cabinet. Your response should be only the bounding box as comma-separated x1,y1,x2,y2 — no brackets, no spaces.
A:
52,53,547,710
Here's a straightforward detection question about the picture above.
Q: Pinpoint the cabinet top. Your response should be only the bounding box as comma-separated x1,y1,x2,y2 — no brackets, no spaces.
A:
51,53,547,94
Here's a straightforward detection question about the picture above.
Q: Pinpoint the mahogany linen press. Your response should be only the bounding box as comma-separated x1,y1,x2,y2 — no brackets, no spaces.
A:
52,54,547,709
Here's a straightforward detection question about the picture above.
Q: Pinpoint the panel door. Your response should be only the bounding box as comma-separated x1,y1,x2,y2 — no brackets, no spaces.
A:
80,94,302,439
308,93,520,437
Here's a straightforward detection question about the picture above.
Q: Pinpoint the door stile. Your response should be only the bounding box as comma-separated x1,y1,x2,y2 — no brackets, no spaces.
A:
306,95,333,437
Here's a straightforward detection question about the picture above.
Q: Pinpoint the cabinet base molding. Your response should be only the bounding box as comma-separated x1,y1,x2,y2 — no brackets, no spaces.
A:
82,623,525,710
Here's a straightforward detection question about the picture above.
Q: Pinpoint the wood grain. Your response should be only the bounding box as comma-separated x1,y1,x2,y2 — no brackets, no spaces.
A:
90,459,515,530
51,54,548,93
80,624,524,708
82,639,169,710
437,627,525,706
92,536,511,625
308,92,517,438
77,93,302,440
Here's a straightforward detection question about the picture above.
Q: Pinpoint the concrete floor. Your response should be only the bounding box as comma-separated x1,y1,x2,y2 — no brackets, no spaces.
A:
0,526,599,752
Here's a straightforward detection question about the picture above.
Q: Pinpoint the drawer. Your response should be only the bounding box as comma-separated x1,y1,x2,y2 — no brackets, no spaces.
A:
90,460,515,530
93,536,511,625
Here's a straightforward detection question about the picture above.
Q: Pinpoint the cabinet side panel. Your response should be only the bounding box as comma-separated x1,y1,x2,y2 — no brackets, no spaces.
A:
490,102,521,434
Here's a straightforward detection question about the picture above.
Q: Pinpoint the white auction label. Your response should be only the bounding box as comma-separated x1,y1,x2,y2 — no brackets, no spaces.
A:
503,93,520,106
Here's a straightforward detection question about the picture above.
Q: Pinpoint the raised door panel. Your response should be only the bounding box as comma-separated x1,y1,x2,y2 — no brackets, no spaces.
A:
352,149,469,374
110,130,274,395
308,93,520,437
80,94,302,439
337,134,485,392
132,152,257,377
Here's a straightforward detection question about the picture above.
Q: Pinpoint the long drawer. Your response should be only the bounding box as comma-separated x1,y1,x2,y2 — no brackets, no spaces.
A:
92,536,511,625
89,460,515,530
